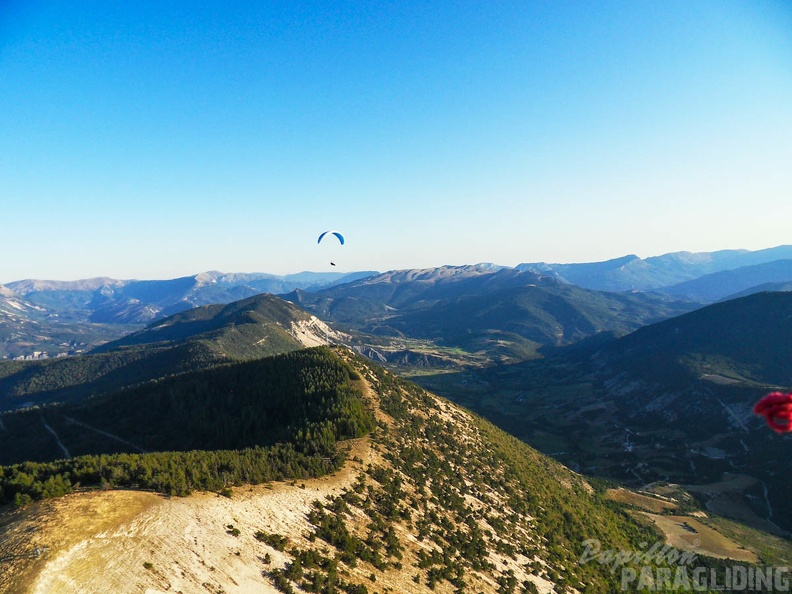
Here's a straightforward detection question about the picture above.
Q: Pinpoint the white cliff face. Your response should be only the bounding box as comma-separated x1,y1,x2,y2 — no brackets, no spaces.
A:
288,316,349,348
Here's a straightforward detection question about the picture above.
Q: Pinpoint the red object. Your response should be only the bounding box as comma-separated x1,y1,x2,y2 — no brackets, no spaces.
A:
754,392,792,433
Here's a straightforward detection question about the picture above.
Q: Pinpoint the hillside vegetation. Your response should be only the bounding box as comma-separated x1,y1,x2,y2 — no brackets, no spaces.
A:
598,291,792,386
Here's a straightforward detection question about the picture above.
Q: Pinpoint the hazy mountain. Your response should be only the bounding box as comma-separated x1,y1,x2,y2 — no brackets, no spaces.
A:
209,269,377,292
661,259,792,302
285,264,700,364
5,270,378,325
726,282,792,300
0,347,750,593
0,287,133,360
288,263,508,311
0,287,41,319
0,294,341,411
0,283,19,298
517,245,792,292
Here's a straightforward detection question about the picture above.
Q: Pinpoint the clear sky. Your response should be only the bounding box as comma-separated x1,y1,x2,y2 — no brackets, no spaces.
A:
1,1,791,281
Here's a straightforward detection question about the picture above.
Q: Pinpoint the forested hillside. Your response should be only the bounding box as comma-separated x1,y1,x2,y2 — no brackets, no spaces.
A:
0,348,373,503
0,294,334,411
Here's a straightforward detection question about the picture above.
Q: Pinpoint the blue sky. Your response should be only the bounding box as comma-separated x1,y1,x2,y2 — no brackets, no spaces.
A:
1,1,791,281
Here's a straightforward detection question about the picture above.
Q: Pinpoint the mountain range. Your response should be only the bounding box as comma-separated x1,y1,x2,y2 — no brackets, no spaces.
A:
284,264,699,364
5,270,376,325
4,245,792,362
518,244,792,292
0,271,373,360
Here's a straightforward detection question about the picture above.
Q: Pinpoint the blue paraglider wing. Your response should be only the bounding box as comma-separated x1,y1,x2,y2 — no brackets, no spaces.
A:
317,231,345,245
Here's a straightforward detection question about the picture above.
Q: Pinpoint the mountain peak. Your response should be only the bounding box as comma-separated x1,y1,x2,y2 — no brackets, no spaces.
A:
193,271,222,284
605,253,641,266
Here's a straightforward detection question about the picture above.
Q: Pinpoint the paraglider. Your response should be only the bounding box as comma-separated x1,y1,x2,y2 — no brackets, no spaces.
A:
317,231,344,245
753,391,792,433
318,231,344,267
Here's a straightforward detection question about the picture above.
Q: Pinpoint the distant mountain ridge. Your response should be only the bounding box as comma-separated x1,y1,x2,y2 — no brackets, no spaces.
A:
661,259,792,302
728,281,792,300
517,245,792,292
5,270,378,325
0,283,19,298
4,245,792,360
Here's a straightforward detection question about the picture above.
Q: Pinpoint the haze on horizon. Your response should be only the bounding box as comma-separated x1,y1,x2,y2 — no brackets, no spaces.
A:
1,1,791,282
